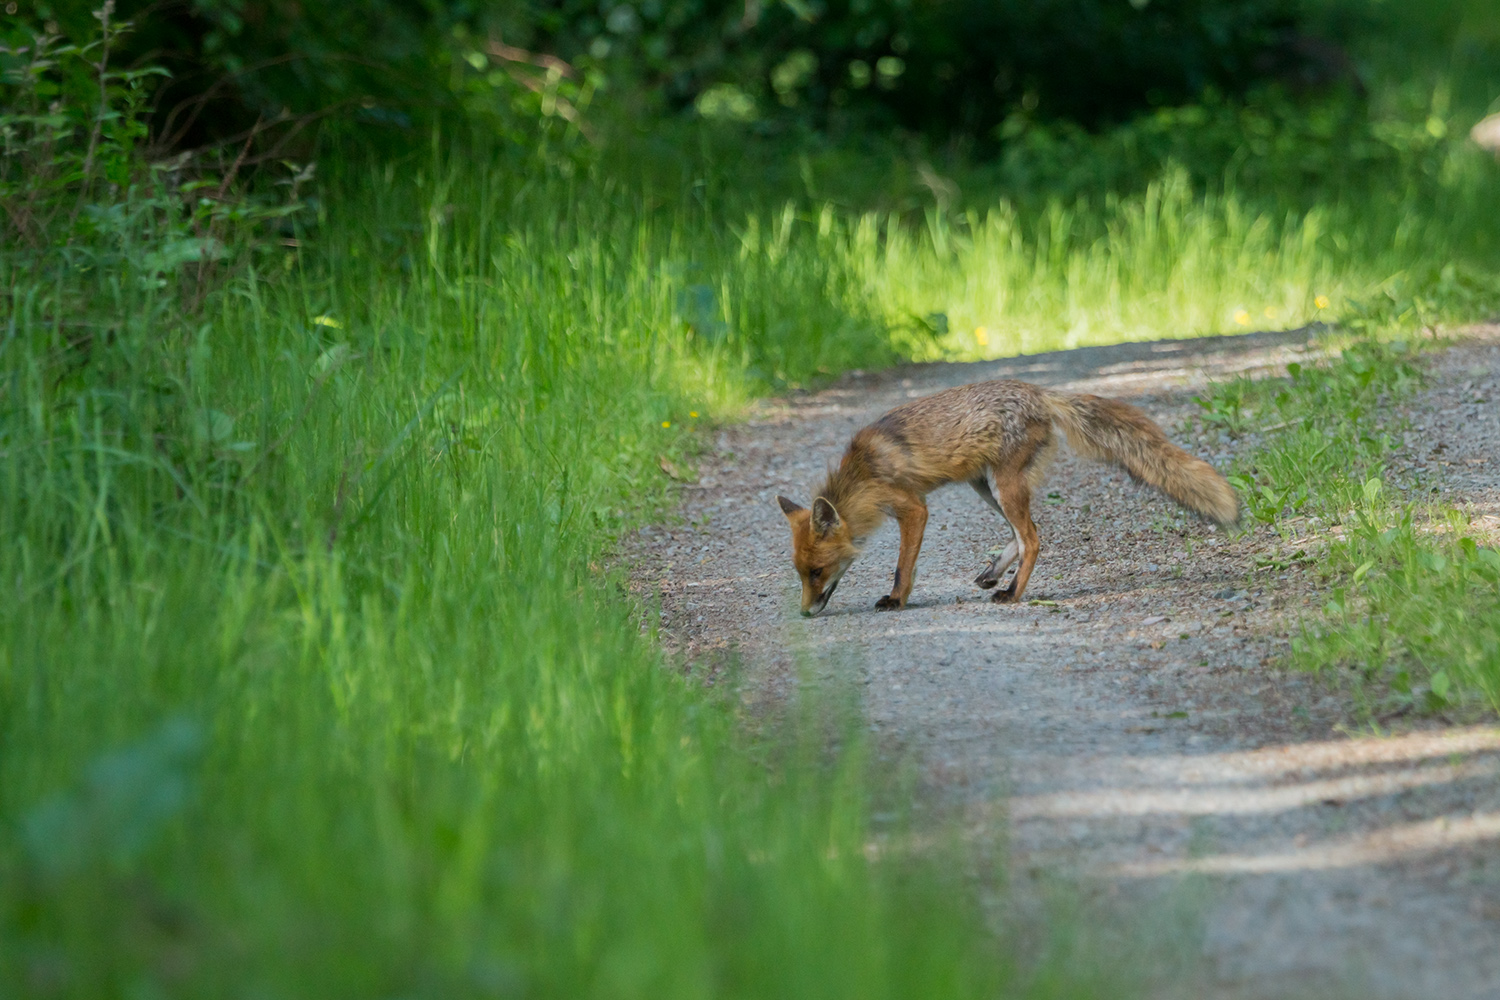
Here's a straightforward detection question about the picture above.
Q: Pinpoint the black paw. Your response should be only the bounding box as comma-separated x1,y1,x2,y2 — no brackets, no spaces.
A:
875,595,902,610
974,568,1000,589
990,585,1019,604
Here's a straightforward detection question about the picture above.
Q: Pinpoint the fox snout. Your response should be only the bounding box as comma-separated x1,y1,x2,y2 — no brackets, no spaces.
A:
800,577,840,617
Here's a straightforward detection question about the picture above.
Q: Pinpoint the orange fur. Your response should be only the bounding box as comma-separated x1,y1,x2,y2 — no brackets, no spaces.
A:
777,379,1237,615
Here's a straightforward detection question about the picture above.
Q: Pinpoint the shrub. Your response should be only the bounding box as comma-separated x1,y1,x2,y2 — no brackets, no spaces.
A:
27,0,1322,151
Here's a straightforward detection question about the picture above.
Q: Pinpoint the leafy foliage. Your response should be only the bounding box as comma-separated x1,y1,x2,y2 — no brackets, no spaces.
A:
30,0,1322,150
0,6,305,300
550,0,1309,132
1,8,161,246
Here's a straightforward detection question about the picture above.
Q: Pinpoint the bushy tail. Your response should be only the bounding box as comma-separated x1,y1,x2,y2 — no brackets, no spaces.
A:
1043,391,1239,525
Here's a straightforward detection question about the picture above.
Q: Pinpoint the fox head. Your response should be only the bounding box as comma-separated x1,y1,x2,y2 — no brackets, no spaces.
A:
776,495,858,617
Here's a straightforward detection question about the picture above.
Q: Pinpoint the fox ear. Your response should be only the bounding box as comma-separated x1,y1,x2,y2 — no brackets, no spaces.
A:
776,495,806,518
811,497,842,536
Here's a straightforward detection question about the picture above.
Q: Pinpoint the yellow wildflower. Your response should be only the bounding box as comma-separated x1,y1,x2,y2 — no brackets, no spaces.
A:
661,421,671,429
1234,310,1251,326
974,327,989,347
1315,295,1330,310
689,411,699,418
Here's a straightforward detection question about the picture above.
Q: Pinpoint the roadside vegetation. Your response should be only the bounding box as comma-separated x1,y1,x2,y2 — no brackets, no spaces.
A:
1173,0,1500,722
4,0,1500,996
1,23,1018,999
1200,331,1500,719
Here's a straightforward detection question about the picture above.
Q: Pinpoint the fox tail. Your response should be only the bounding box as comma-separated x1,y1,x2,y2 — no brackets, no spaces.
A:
1043,391,1239,525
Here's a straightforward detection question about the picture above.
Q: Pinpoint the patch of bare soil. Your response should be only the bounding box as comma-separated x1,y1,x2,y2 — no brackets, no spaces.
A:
626,326,1500,999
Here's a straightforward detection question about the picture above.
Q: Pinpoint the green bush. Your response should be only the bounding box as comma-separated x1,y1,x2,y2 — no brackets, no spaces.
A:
26,0,1321,151
572,0,1310,132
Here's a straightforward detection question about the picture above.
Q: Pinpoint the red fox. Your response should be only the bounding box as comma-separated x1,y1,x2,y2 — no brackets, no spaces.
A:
776,380,1238,616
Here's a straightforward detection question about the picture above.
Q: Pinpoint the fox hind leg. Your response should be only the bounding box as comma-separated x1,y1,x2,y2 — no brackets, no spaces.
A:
990,490,1036,602
971,475,1019,589
988,425,1048,604
976,539,1019,589
991,481,1041,604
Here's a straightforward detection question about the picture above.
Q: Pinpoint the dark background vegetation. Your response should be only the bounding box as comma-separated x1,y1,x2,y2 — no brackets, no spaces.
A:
29,0,1349,153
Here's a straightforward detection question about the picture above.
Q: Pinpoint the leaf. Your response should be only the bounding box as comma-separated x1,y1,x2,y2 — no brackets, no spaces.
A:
312,343,357,376
1430,670,1451,700
142,237,227,274
1351,560,1375,584
909,311,949,339
192,408,235,445
657,455,696,483
1362,477,1383,504
23,717,202,876
676,285,727,342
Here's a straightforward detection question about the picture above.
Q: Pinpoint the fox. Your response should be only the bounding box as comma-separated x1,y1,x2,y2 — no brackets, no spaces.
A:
776,380,1238,617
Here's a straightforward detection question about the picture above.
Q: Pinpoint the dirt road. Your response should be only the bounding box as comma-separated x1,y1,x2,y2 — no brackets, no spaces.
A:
631,327,1500,999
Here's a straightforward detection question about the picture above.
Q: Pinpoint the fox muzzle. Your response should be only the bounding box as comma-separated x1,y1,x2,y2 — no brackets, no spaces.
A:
801,578,839,617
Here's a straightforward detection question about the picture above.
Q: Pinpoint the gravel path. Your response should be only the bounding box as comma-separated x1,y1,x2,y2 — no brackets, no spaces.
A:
630,326,1500,999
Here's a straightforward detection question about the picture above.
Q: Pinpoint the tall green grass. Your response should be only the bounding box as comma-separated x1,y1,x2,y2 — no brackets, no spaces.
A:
2,155,1053,996
650,98,1500,364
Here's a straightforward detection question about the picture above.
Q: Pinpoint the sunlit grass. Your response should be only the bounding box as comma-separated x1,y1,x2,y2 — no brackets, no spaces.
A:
851,171,1347,359
1301,499,1500,715
1195,336,1500,717
809,127,1500,361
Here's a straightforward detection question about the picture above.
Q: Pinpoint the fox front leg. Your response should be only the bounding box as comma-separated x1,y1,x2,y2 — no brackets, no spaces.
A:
875,496,928,610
